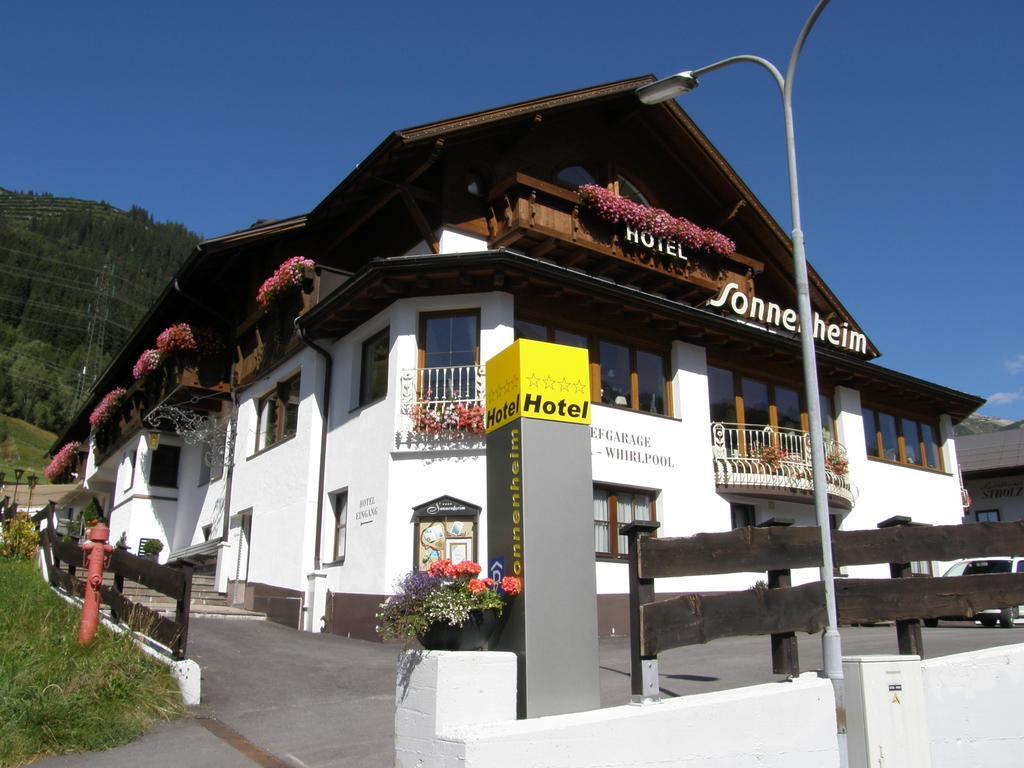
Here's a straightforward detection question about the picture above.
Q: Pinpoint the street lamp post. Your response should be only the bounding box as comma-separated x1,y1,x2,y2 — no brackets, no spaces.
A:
637,1,847,764
12,468,24,513
26,473,39,512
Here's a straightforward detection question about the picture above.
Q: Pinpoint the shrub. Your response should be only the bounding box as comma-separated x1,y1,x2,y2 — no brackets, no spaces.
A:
0,513,39,560
141,539,164,556
82,497,104,525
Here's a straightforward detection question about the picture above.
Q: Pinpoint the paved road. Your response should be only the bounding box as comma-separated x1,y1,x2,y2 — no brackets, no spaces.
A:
35,619,1024,768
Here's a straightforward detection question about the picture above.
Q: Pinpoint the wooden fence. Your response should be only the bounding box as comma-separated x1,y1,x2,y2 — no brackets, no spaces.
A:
622,517,1024,699
28,503,194,659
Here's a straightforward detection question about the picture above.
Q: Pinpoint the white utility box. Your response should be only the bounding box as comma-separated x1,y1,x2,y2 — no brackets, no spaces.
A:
843,655,930,768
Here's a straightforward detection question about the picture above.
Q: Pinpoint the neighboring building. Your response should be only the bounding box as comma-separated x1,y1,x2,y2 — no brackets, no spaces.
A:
51,77,983,640
958,430,1024,524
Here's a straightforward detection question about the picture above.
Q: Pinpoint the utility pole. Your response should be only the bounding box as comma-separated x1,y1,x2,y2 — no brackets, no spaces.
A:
76,259,115,403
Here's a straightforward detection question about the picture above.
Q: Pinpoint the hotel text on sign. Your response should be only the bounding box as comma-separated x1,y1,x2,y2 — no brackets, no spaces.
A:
484,340,591,434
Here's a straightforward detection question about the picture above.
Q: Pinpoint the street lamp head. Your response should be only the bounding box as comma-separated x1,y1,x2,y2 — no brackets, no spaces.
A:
636,71,700,105
27,473,38,489
14,468,24,482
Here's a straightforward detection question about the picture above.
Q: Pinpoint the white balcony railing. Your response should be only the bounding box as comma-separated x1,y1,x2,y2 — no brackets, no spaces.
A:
710,422,858,506
397,365,487,447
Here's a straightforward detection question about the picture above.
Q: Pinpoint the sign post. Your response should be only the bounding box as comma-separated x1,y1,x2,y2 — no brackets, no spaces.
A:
485,339,600,718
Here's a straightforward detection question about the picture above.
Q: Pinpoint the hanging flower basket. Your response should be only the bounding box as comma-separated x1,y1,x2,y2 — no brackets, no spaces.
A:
256,256,315,310
45,441,81,483
578,184,736,257
155,323,198,356
132,348,164,380
89,387,127,429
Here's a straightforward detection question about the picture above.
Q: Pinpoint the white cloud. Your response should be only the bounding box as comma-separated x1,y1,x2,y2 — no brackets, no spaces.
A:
986,389,1024,406
1006,354,1024,375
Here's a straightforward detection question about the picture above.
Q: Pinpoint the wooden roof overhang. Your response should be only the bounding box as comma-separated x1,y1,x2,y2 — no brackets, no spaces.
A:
298,249,983,423
306,75,879,359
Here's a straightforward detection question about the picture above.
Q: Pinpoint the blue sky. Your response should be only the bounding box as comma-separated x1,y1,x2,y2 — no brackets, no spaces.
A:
3,1,1021,420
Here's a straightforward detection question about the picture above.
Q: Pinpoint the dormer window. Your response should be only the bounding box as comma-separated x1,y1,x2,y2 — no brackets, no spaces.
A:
554,164,600,190
553,164,651,207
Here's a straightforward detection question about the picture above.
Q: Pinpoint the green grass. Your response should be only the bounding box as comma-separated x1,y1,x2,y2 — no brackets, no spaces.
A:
0,414,57,485
0,559,186,766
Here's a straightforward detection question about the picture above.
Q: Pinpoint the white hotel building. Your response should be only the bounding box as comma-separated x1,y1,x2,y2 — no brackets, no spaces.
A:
55,77,982,639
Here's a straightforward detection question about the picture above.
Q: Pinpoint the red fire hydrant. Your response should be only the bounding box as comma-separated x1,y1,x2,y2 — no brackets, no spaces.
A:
78,523,113,647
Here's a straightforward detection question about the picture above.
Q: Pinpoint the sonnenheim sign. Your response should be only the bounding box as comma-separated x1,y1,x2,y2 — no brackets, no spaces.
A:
708,281,869,356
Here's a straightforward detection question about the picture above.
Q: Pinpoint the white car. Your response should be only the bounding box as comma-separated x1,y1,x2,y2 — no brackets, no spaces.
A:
925,557,1024,628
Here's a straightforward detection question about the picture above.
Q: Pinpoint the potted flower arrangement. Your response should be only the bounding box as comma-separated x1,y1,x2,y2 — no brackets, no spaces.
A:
377,559,522,650
45,441,81,483
256,256,315,310
577,183,736,257
757,444,788,472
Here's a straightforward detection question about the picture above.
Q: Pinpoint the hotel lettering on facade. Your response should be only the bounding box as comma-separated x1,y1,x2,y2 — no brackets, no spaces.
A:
54,77,982,638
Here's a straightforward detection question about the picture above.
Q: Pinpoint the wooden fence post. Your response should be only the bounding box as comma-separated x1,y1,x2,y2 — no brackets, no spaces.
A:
174,564,194,660
621,519,661,702
758,517,800,675
878,515,925,657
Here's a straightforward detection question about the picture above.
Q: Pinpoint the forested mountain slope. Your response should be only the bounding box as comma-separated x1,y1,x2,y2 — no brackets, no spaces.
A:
0,187,199,431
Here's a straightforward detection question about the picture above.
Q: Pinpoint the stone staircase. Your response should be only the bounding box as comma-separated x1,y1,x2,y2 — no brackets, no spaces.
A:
102,572,265,620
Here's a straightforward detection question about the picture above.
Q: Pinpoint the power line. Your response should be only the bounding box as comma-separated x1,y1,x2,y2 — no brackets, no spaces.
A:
0,262,151,312
0,292,136,332
0,242,161,291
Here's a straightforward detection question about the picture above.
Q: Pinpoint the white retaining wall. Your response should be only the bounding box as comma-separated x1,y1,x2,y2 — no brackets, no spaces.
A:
922,643,1024,767
395,651,840,768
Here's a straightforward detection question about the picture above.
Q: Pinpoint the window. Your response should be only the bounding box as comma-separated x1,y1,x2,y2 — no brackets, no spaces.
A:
360,328,390,406
552,165,651,206
862,407,943,470
256,373,301,452
731,503,756,529
513,318,669,415
554,164,600,190
975,509,1000,523
707,365,836,437
594,486,656,558
149,445,181,488
331,491,348,562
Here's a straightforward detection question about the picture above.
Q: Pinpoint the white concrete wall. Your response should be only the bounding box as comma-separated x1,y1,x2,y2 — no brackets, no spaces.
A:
834,386,964,579
395,651,840,768
922,643,1024,767
230,347,321,593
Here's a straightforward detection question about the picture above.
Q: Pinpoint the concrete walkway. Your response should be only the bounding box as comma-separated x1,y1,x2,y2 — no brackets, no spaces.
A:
34,620,1022,767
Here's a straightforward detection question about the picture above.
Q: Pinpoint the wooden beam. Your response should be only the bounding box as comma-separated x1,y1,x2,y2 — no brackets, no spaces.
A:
400,186,439,254
327,138,444,252
640,582,827,656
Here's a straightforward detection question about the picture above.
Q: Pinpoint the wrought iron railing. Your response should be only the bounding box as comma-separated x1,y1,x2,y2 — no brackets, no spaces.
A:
710,422,857,506
397,365,487,446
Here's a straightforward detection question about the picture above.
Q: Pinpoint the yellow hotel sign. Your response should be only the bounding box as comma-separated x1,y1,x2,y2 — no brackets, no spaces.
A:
484,339,591,434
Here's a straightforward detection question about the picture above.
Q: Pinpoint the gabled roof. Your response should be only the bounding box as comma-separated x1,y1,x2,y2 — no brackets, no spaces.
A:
307,75,877,357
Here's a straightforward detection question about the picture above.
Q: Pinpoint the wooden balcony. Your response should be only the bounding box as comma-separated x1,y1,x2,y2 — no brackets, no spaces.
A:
234,280,317,389
91,358,231,466
487,173,759,304
710,422,857,508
